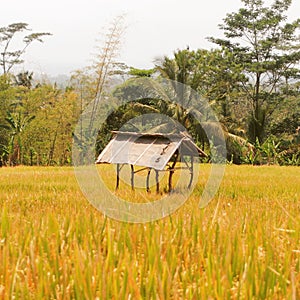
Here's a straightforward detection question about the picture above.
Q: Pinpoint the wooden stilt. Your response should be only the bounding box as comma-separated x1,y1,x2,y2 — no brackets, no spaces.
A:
146,168,151,193
168,151,178,192
116,163,120,190
168,169,174,193
131,164,134,190
188,156,194,189
155,170,159,193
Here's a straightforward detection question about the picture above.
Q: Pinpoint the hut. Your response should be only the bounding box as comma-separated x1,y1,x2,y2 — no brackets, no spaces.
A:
96,131,206,192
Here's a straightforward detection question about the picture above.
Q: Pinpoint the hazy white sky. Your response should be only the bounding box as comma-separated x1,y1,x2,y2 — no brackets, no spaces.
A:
2,0,300,76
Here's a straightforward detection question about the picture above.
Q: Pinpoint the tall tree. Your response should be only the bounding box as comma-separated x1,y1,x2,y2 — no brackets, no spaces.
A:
1,111,35,165
88,15,126,131
21,84,80,166
156,49,206,127
156,49,245,133
0,74,15,161
0,22,51,74
209,0,300,142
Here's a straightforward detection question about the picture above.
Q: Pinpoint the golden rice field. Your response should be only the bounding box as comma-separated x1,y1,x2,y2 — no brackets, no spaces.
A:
0,165,299,299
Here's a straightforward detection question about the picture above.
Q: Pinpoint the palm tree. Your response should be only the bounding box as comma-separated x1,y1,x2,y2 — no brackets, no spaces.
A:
155,48,252,162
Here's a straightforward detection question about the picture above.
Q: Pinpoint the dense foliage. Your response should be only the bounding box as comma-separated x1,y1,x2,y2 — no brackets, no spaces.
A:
0,0,299,166
0,74,80,166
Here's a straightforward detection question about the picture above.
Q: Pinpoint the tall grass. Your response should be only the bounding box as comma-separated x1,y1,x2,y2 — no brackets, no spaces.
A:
0,165,299,299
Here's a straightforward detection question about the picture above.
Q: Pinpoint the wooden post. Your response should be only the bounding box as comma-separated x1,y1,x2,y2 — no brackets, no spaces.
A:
168,151,178,192
131,164,134,190
168,169,174,193
188,156,194,189
146,168,151,193
155,170,159,194
116,163,120,190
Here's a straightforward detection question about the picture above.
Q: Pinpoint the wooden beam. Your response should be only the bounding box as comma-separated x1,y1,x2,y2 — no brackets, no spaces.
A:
134,167,150,174
131,164,134,190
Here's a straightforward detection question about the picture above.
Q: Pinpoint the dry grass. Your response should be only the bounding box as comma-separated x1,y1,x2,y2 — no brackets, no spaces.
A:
0,165,299,299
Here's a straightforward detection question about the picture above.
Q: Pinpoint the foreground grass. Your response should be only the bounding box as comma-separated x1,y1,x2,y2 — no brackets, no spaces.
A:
0,165,299,299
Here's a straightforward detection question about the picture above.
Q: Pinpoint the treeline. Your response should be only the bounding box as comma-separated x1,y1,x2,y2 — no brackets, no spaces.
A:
0,74,80,166
0,0,299,166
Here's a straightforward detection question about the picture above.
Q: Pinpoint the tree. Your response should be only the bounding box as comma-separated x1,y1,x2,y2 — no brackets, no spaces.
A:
156,48,246,121
128,67,155,77
0,74,16,160
155,49,206,129
1,111,35,165
14,71,34,89
71,15,127,162
20,84,80,166
209,0,300,142
155,48,248,160
0,22,51,74
88,15,126,131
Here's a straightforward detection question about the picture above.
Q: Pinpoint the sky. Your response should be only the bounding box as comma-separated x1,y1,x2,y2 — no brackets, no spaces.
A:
2,0,300,76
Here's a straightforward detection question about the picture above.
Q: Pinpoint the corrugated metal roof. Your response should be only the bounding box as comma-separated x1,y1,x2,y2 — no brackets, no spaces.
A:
96,131,206,171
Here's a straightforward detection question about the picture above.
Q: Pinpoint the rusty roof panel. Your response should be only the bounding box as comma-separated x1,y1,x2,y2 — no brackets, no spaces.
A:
96,132,206,170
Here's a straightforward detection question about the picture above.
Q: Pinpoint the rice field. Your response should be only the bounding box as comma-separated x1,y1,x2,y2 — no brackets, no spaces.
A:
0,165,299,299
